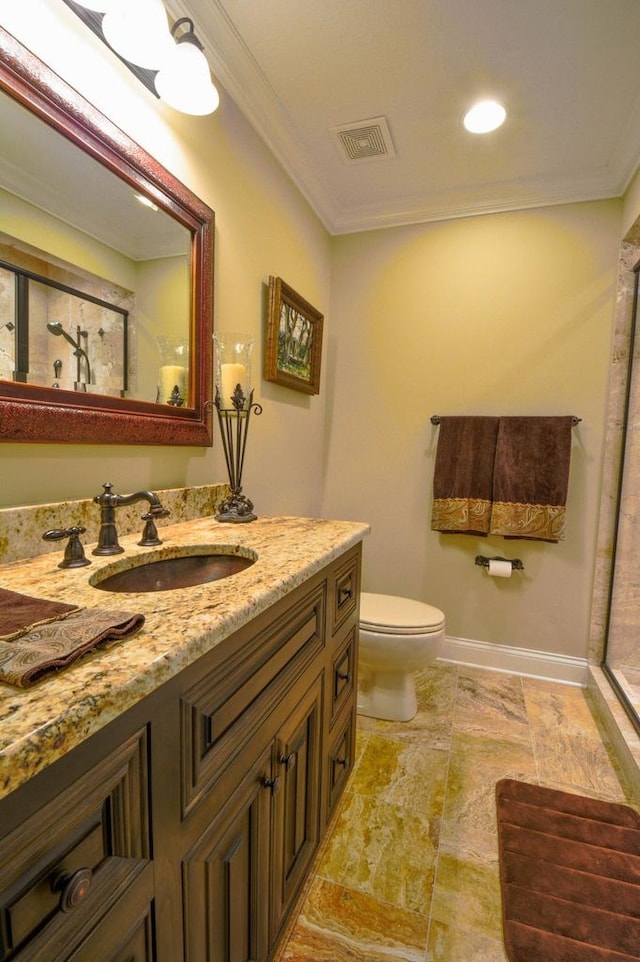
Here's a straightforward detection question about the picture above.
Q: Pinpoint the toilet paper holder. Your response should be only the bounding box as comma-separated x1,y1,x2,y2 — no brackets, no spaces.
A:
475,554,524,572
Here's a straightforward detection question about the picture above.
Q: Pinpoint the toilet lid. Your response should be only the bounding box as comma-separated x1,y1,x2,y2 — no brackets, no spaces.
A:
360,592,445,635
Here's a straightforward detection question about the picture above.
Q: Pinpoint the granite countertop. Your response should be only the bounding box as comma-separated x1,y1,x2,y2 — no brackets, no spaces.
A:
0,514,369,800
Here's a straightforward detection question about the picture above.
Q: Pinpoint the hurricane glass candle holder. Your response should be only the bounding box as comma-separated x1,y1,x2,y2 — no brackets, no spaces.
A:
157,334,188,406
213,333,262,522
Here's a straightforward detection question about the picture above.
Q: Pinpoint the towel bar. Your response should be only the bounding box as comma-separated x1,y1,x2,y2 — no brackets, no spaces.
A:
430,415,581,426
475,555,524,572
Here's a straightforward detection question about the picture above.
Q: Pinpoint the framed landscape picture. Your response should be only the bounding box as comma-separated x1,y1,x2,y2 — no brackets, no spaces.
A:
265,276,323,395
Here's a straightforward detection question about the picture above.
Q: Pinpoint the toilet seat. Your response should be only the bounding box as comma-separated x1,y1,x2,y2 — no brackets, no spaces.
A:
360,592,445,635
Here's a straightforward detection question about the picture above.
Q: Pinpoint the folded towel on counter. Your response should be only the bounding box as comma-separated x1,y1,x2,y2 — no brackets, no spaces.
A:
431,416,500,535
0,588,145,687
0,587,79,641
489,416,574,543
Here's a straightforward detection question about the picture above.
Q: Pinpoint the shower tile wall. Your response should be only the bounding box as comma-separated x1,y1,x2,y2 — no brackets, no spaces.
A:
590,233,640,723
588,239,640,665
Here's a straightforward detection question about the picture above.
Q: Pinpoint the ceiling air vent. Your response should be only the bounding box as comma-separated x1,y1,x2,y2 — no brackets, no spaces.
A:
330,116,396,163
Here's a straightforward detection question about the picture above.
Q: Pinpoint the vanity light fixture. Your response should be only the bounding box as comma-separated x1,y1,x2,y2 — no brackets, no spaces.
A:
101,0,174,71
155,18,220,116
62,0,220,116
463,99,506,134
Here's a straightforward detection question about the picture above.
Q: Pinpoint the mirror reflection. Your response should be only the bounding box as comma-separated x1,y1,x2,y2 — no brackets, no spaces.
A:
0,87,192,407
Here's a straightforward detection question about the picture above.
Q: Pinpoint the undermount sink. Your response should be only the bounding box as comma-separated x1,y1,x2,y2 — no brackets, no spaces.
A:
90,546,257,593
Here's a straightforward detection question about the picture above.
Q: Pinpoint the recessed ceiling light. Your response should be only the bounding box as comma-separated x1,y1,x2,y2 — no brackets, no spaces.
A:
463,99,507,134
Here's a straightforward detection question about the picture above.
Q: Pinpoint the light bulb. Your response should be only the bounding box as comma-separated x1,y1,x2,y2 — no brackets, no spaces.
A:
463,99,506,134
155,39,219,115
102,0,174,70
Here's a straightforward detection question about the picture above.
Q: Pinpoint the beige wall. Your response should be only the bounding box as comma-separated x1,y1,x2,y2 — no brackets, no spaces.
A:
323,201,622,660
0,2,331,515
1,188,137,289
136,256,191,404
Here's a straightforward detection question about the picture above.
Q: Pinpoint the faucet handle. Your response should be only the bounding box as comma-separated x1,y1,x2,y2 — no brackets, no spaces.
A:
138,505,170,547
43,526,91,568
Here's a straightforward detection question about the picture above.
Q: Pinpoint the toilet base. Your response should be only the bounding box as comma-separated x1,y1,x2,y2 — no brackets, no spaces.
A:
357,669,417,722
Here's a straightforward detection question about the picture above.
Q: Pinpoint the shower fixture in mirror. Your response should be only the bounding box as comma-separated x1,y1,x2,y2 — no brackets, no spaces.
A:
0,25,213,444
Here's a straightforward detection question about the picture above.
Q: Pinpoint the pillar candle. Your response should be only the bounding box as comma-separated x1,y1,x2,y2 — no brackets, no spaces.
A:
159,364,186,403
220,362,246,406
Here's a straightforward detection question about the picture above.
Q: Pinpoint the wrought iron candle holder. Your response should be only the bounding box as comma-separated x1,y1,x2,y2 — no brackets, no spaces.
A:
213,333,262,523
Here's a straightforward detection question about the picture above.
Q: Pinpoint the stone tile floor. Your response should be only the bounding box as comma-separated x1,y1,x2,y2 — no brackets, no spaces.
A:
276,662,636,962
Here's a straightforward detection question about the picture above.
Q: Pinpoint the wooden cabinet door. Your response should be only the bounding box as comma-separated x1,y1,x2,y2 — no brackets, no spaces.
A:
182,742,274,962
270,674,322,943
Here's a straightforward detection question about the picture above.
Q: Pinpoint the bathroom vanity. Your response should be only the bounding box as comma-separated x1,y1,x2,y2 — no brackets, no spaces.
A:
0,514,368,962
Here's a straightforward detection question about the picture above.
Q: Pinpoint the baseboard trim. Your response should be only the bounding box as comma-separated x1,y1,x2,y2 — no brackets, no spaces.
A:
440,635,589,687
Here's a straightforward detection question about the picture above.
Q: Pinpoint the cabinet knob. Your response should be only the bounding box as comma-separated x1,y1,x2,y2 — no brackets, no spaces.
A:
279,751,297,772
334,756,348,768
262,774,280,795
336,670,351,683
338,586,353,604
52,867,93,912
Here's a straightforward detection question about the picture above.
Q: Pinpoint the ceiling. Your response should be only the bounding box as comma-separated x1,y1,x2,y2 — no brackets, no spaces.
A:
172,0,640,235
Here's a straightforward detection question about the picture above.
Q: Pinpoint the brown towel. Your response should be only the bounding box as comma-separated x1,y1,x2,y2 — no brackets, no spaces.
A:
489,416,574,543
0,589,145,687
431,416,500,535
0,587,79,640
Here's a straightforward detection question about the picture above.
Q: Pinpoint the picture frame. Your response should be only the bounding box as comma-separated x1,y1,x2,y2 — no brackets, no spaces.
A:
265,276,323,395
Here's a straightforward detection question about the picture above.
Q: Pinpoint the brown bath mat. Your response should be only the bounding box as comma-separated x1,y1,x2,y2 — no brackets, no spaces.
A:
496,778,640,962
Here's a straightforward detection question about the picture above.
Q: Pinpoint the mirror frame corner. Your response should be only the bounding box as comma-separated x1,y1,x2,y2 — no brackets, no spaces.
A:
0,25,214,446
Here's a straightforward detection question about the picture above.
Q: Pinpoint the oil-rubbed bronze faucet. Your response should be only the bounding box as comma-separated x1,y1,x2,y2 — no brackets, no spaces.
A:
93,482,170,556
43,526,91,568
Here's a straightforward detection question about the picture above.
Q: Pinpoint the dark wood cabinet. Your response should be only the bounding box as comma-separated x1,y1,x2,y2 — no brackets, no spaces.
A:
183,739,273,962
0,728,153,962
66,880,156,962
184,673,323,962
270,674,322,945
0,544,361,962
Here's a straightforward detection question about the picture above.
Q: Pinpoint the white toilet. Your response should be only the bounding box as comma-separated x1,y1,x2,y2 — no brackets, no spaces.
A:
357,592,445,722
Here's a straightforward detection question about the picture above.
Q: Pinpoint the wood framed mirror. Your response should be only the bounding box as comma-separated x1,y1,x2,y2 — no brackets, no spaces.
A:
0,26,213,445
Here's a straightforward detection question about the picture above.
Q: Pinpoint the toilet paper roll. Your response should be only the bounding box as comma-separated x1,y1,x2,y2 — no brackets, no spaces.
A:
488,559,512,579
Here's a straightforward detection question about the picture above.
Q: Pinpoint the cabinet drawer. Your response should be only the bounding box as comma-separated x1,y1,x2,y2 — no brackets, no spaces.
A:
331,550,360,636
329,627,356,727
325,707,356,825
0,729,150,962
181,583,326,817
